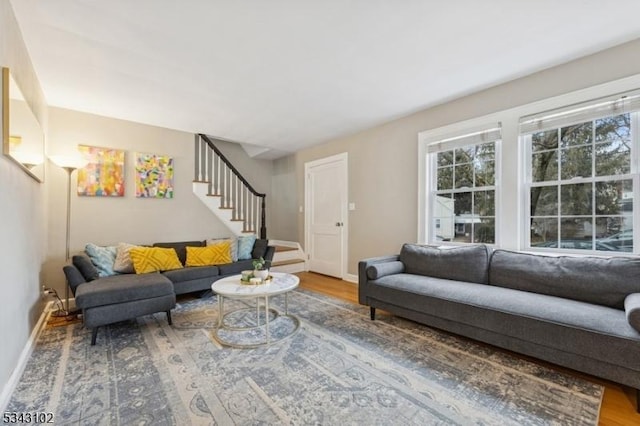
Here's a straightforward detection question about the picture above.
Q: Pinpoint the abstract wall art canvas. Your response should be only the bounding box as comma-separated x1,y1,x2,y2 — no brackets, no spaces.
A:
77,145,125,197
135,153,174,198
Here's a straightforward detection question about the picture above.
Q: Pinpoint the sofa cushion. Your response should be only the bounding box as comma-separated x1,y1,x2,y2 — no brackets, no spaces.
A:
399,244,489,284
237,235,257,260
186,244,231,266
625,293,640,333
162,265,219,284
366,261,405,280
218,260,254,276
207,237,238,262
251,239,269,260
72,254,99,281
75,273,173,309
153,240,204,265
368,274,640,370
489,249,640,309
129,247,183,274
85,243,118,277
113,242,138,274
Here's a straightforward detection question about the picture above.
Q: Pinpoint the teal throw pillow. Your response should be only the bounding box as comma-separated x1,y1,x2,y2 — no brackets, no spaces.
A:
237,235,257,260
85,243,118,277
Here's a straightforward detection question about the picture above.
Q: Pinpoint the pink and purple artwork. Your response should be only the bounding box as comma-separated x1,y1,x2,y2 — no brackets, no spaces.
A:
135,153,174,198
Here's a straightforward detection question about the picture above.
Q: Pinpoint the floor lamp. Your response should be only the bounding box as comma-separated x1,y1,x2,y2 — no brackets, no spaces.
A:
49,154,86,316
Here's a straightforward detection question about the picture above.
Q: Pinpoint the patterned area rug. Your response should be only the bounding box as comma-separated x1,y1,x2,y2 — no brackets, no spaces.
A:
8,289,603,425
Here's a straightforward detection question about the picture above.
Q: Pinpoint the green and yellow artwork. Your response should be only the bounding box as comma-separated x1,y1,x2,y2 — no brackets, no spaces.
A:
135,153,174,198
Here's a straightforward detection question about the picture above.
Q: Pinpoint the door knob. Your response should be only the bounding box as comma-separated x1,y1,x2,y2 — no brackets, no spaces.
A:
335,222,344,227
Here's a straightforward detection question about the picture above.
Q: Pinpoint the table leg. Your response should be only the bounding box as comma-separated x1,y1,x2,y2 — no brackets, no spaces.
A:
265,295,270,344
217,295,223,327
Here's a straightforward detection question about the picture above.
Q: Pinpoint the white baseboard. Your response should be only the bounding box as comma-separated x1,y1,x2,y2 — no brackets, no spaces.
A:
344,273,358,284
0,301,52,412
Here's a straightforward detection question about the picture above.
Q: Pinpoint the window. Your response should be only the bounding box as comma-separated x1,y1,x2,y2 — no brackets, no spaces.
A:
522,93,640,253
427,125,500,244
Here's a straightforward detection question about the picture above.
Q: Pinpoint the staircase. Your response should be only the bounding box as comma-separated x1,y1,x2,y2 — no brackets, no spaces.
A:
193,134,266,237
192,134,306,273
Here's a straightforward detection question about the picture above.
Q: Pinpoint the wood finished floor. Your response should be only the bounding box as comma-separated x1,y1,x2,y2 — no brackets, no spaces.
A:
296,271,640,426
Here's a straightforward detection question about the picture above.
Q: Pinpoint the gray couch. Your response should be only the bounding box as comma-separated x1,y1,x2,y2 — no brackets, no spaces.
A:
64,239,275,345
359,243,640,411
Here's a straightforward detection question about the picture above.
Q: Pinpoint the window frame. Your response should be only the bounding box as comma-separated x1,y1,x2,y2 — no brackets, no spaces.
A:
421,123,502,247
523,111,640,255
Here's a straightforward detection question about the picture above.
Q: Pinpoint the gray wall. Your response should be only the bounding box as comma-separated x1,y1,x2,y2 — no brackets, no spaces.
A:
0,0,48,407
271,38,640,276
44,107,274,293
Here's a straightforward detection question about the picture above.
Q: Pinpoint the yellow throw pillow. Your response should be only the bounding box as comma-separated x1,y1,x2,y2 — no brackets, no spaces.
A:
186,242,232,266
129,247,183,274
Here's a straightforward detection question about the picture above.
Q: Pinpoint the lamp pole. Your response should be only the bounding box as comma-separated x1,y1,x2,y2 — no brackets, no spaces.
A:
62,166,76,314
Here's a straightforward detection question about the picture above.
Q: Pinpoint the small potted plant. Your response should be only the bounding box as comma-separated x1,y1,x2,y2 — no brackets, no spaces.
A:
252,257,270,281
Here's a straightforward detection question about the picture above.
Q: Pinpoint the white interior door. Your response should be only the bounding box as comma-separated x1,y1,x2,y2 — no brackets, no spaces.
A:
305,153,347,278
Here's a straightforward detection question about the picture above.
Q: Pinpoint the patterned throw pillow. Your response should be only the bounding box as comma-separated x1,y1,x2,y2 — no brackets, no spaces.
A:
207,237,238,262
186,242,232,266
129,247,183,274
113,242,138,274
237,234,257,260
85,243,117,277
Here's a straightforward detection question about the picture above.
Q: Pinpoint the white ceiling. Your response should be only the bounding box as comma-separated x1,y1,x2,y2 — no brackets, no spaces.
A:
9,0,640,158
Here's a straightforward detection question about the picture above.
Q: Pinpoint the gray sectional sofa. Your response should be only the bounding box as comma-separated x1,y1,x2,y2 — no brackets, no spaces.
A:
63,239,275,345
359,243,640,410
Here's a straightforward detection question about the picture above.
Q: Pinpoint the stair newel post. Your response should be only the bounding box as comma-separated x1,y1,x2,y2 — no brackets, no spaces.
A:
260,195,266,239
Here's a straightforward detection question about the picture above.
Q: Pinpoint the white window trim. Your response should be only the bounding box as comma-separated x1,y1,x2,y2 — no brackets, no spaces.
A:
418,72,640,255
419,120,502,246
522,112,640,254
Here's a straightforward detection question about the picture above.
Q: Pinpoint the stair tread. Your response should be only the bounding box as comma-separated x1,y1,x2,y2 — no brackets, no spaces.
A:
272,259,306,266
274,246,298,252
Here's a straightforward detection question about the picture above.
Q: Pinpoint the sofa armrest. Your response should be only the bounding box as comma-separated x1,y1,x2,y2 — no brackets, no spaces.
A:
625,293,640,333
358,255,400,305
63,265,87,296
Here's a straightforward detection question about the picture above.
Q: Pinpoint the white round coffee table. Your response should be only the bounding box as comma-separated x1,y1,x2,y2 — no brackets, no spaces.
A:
211,272,300,348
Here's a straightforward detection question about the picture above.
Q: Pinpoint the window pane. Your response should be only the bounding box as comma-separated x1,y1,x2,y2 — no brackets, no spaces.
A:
474,218,495,243
530,186,557,216
561,122,592,147
433,195,454,241
476,142,495,160
560,217,593,249
532,129,558,151
474,160,494,186
455,146,474,164
454,223,472,243
437,166,453,190
474,190,495,216
560,183,592,216
560,146,592,180
595,114,631,144
437,150,454,167
597,217,633,252
532,151,558,182
454,163,473,188
595,141,630,176
453,192,472,215
530,218,558,247
595,179,633,215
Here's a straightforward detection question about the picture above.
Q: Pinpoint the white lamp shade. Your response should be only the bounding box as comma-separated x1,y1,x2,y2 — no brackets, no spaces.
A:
49,153,88,170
